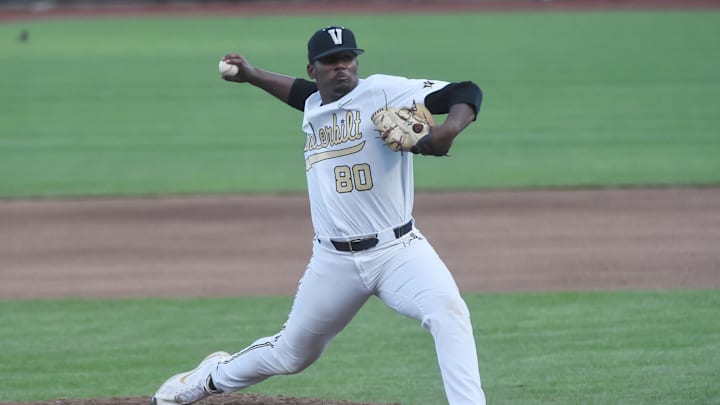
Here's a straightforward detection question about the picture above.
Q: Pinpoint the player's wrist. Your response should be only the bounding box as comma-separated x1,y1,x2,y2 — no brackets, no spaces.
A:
411,129,452,156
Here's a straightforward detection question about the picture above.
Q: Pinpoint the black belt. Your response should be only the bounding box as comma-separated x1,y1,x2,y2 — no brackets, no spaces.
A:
331,220,413,253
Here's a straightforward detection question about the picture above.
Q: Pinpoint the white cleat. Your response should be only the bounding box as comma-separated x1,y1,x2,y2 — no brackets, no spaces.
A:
152,351,231,405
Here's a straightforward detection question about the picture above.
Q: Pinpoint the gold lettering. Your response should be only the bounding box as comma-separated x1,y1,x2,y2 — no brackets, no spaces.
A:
332,114,341,146
319,126,329,148
348,111,362,141
303,110,364,153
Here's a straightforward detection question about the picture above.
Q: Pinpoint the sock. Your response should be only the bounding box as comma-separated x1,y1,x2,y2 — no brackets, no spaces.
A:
207,376,219,393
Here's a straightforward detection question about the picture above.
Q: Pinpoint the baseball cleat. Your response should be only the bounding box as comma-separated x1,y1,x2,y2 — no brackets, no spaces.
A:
151,351,230,405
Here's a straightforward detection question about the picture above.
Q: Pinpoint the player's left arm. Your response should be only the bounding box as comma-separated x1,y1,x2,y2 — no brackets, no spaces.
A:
414,81,482,156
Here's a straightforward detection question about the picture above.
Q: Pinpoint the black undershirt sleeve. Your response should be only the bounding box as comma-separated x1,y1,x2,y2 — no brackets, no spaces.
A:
424,81,483,120
287,79,319,111
288,79,481,115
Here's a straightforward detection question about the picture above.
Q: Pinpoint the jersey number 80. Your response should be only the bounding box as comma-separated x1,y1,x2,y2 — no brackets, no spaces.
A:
335,164,373,193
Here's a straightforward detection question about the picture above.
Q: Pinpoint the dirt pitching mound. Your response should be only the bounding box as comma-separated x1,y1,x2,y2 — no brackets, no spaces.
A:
0,393,398,405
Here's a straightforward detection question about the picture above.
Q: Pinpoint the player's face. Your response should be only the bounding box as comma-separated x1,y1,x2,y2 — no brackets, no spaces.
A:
308,51,359,103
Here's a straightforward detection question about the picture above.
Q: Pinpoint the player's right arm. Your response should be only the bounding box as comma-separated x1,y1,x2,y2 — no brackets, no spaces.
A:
221,53,317,112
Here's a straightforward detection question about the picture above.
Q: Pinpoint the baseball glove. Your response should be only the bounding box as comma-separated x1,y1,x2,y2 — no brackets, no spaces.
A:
371,102,436,152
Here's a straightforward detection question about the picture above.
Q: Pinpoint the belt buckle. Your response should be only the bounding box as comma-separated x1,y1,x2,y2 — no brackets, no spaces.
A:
348,238,363,253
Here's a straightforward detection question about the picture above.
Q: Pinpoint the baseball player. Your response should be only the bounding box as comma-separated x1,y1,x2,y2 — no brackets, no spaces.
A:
152,26,485,405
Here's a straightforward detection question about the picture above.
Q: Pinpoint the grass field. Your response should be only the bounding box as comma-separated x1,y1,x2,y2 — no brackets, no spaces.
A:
1,8,719,405
1,290,718,404
1,11,719,197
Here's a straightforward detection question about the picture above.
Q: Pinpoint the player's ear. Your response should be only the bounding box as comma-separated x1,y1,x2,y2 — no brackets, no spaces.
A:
307,63,316,80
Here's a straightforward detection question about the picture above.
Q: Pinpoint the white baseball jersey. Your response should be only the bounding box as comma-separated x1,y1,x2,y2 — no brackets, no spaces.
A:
205,72,486,405
302,74,449,239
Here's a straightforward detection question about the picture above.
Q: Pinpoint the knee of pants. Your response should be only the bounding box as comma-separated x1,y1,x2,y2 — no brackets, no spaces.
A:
277,344,325,375
421,294,472,331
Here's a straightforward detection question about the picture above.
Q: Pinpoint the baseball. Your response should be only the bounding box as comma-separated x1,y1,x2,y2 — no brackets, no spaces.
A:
218,60,239,77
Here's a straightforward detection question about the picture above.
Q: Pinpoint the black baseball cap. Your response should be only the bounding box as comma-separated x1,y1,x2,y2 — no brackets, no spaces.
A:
307,26,364,63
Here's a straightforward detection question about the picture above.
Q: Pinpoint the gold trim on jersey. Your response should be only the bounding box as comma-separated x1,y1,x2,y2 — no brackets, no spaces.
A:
305,141,365,171
304,110,365,171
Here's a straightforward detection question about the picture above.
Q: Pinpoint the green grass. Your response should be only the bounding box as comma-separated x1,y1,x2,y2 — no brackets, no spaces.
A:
1,11,719,197
0,290,718,404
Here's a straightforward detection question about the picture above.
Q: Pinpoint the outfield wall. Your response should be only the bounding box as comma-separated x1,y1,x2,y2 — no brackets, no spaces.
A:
0,0,539,10
2,0,718,12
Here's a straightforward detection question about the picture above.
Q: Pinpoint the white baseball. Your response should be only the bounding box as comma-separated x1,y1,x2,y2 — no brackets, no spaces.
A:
219,60,239,77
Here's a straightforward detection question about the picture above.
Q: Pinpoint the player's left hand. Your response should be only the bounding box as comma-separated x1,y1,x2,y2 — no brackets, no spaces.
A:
372,103,436,152
411,103,477,156
411,129,452,156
